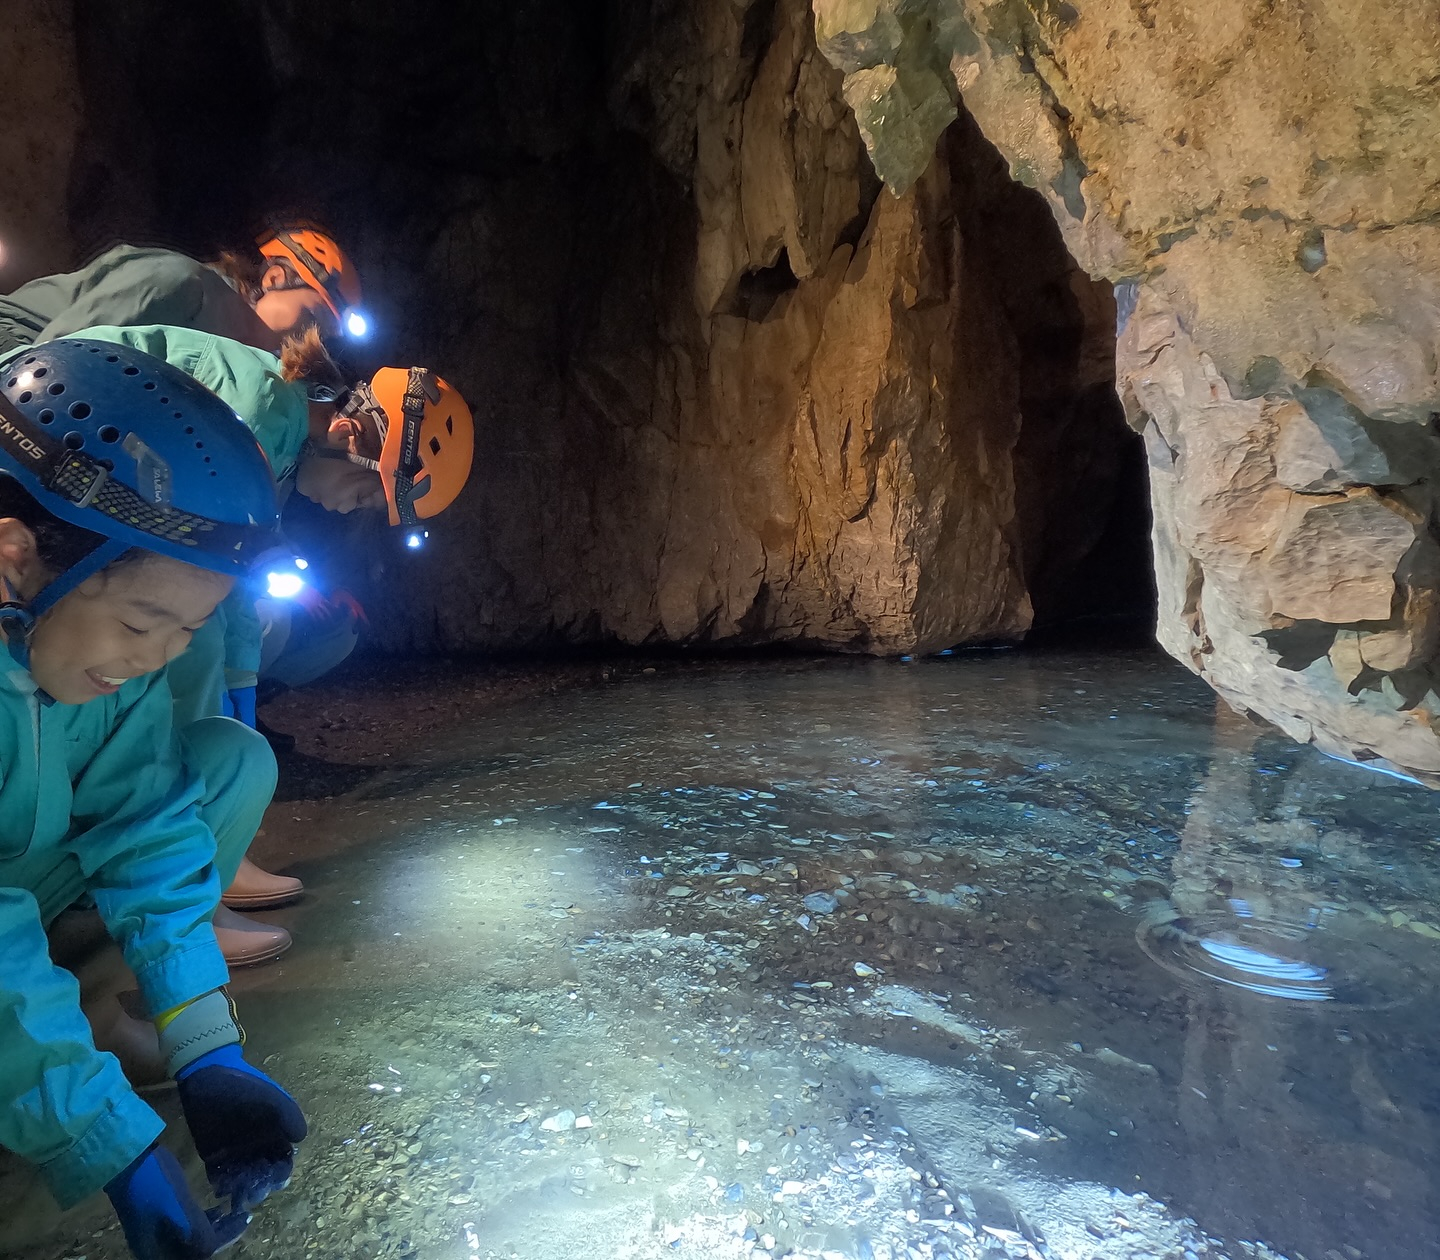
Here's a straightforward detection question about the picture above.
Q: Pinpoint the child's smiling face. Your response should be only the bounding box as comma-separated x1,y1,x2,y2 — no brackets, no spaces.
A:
21,551,231,705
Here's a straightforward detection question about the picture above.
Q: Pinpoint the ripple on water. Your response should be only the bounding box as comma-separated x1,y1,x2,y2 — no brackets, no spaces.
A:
1137,908,1414,1009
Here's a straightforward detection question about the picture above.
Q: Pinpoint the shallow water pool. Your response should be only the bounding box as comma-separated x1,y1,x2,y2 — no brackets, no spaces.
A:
6,647,1439,1260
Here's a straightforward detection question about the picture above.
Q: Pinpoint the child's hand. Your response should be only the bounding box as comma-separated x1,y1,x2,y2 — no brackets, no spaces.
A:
175,1044,307,1213
105,1144,249,1259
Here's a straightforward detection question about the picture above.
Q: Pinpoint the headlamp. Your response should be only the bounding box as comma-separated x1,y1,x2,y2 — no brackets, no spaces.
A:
344,310,370,339
255,547,310,600
266,570,305,599
405,529,428,550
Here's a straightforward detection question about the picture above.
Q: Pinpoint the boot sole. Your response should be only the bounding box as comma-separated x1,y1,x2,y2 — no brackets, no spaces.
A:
221,889,305,911
222,937,294,968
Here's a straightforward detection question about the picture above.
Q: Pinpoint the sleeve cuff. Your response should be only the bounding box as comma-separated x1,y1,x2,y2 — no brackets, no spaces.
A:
39,1090,164,1209
132,932,230,1018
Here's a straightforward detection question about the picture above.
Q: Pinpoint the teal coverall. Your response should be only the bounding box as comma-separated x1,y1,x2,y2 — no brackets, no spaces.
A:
0,665,276,1205
0,245,277,357
49,325,312,725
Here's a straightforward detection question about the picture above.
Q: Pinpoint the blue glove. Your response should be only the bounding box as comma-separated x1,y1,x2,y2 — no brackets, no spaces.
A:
220,687,257,729
105,1144,249,1260
176,1044,307,1213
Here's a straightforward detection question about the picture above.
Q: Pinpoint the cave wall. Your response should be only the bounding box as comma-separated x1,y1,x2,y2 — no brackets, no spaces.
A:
811,0,1440,782
1,0,1144,656
0,0,82,286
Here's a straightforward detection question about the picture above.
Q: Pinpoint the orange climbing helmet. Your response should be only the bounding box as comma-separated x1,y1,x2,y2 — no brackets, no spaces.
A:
337,367,474,527
257,224,363,326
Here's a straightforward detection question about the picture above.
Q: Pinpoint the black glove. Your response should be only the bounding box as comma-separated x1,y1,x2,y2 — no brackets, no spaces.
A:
104,1144,249,1260
176,1044,307,1212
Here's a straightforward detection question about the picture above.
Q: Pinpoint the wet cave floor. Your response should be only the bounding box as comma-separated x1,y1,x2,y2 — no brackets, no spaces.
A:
8,646,1440,1260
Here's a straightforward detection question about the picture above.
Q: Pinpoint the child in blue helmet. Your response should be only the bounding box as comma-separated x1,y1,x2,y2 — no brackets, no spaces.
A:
0,339,306,1258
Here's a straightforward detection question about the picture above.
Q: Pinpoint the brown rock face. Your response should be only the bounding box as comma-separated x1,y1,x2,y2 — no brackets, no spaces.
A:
814,0,1440,782
369,0,1142,657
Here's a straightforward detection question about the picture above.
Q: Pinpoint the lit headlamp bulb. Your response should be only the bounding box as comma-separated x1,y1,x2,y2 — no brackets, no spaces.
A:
405,529,429,550
266,569,306,599
258,549,309,600
344,310,370,338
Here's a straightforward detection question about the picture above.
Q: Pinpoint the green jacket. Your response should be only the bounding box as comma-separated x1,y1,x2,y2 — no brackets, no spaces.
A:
0,667,229,1205
57,325,312,712
0,244,277,355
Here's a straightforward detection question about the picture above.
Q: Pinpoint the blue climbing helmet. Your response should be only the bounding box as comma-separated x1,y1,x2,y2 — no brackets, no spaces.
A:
0,338,282,648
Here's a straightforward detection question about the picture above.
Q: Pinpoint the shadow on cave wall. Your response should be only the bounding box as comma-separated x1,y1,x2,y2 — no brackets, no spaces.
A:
52,0,1151,651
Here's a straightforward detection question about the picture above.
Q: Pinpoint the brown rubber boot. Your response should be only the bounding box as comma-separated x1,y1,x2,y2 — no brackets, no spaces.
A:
213,905,292,967
222,855,305,911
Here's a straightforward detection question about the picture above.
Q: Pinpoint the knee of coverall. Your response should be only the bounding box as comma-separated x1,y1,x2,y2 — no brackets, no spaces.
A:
257,600,294,678
167,610,228,727
178,717,277,889
261,600,361,691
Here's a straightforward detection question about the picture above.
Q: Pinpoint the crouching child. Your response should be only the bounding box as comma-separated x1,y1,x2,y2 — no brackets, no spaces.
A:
0,339,306,1258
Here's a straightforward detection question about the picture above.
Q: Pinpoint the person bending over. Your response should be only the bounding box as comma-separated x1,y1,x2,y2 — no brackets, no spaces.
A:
0,223,365,357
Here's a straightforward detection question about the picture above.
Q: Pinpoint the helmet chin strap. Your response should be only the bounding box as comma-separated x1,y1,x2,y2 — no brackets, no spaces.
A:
0,537,131,684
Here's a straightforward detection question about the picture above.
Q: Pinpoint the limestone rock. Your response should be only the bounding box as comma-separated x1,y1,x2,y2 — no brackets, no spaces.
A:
321,0,1138,657
1263,491,1418,626
816,0,1440,783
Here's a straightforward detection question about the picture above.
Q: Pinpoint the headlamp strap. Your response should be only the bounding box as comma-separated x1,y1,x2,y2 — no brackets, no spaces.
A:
0,393,275,562
0,536,128,684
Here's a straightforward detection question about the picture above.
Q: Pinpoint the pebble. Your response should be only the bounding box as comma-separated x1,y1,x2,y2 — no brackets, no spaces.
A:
854,961,878,978
803,892,840,914
540,1110,577,1131
667,886,693,897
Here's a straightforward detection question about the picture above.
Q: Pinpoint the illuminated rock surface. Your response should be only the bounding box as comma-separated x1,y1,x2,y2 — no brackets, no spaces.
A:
811,0,1440,781
6,652,1440,1259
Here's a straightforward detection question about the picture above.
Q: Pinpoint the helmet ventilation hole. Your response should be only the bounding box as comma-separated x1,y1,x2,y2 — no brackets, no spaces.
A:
69,402,92,420
143,381,156,391
446,417,454,434
32,367,47,379
62,431,85,450
37,409,54,424
122,366,139,376
429,437,442,455
98,425,121,443
105,354,119,363
47,382,64,395
17,391,31,404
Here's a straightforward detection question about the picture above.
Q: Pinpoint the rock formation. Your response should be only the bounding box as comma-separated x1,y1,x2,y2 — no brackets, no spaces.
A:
813,0,1440,783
